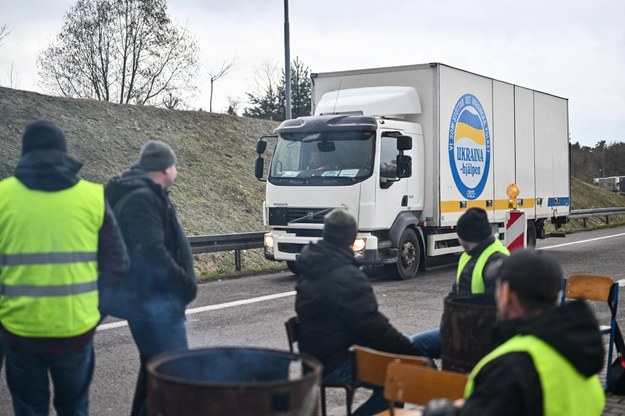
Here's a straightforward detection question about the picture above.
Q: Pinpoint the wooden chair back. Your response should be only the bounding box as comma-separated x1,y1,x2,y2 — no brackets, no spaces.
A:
383,362,468,405
350,345,434,387
560,274,620,391
563,274,614,302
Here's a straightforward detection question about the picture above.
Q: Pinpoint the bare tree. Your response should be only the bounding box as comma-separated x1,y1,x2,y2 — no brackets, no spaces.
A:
7,63,21,88
207,58,236,112
37,0,199,106
226,96,241,116
162,91,181,109
0,24,9,46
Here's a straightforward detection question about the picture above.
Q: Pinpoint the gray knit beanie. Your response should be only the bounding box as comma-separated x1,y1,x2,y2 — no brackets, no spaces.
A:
323,208,358,248
138,140,177,171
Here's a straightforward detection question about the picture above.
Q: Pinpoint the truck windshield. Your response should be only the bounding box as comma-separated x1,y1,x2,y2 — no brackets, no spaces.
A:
268,130,375,185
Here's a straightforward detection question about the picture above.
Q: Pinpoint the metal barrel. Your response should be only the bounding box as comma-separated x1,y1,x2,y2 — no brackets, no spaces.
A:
441,294,497,373
147,347,322,416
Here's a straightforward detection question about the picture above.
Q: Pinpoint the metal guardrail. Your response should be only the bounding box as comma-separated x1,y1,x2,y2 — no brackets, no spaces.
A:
188,232,265,271
567,207,625,227
567,207,625,219
190,208,625,270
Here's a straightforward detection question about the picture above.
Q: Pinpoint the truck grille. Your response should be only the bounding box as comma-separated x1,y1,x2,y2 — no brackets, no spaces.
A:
268,208,333,226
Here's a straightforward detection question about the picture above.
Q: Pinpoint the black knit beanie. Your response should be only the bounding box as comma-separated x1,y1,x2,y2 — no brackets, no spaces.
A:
457,207,492,242
22,120,67,155
495,250,562,304
323,209,358,248
138,140,177,171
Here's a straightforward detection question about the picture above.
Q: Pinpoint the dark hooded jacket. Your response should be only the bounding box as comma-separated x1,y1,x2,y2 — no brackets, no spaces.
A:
457,300,605,416
1,150,129,354
295,240,424,376
102,165,196,321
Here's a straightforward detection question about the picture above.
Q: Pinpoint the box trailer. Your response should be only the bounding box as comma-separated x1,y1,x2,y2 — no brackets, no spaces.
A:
254,63,570,279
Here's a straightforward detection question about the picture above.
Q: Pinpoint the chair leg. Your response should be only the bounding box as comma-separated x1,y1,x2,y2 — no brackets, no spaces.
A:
606,332,616,391
345,387,354,416
320,386,328,416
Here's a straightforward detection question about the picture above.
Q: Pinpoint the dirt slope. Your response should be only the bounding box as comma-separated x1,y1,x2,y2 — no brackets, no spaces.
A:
0,87,278,276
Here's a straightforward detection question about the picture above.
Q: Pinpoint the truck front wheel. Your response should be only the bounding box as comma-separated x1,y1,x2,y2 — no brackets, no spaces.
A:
386,228,421,280
286,261,299,275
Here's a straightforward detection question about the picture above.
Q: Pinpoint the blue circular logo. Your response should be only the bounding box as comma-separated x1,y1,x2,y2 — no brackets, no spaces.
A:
448,94,490,200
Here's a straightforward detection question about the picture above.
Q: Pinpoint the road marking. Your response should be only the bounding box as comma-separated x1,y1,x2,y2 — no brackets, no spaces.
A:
97,290,296,332
539,232,625,250
98,232,625,332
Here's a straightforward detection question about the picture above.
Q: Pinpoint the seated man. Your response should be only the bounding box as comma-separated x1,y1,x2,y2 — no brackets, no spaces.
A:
424,250,605,416
411,207,509,358
306,149,333,170
295,208,425,416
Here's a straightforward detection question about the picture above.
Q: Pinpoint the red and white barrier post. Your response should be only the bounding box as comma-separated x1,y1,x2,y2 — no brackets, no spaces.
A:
505,210,526,252
505,183,526,252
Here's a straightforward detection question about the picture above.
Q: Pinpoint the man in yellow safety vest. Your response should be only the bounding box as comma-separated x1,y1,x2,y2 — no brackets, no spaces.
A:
0,120,129,416
411,207,509,357
423,250,605,416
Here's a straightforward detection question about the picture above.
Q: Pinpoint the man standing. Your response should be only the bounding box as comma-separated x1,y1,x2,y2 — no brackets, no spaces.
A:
0,120,128,415
411,207,509,357
296,208,425,416
103,140,197,416
425,250,605,415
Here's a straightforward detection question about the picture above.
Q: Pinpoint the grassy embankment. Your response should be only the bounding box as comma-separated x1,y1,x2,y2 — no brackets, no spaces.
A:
1,86,624,280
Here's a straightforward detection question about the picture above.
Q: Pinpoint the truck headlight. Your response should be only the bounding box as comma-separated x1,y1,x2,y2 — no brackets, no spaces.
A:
352,237,366,256
264,233,274,256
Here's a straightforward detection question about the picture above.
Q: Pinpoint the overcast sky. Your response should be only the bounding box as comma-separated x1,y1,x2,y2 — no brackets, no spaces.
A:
1,0,624,147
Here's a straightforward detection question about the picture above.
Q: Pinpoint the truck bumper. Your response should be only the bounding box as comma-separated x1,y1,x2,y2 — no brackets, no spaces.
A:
264,230,381,265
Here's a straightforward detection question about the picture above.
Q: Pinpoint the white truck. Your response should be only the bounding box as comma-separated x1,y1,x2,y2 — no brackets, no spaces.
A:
254,63,570,279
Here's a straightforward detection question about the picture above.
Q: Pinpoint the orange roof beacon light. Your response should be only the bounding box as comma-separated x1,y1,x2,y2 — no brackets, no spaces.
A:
506,183,520,210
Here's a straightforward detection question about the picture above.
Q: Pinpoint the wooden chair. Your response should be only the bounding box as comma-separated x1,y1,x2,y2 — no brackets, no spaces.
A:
560,274,621,391
350,345,435,388
375,362,468,416
285,317,354,416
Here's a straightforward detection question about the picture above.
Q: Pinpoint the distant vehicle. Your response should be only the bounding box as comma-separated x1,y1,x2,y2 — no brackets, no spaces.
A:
254,63,570,279
593,176,625,194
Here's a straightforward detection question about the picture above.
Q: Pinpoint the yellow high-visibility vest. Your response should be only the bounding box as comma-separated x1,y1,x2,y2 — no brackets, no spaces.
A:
456,239,509,293
466,334,605,416
0,177,104,337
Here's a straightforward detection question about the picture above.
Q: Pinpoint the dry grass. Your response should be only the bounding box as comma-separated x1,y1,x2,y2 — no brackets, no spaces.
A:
0,86,281,278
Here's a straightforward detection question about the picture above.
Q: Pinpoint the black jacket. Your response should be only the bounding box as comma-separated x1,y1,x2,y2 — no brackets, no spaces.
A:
103,165,196,321
295,240,424,376
458,300,604,416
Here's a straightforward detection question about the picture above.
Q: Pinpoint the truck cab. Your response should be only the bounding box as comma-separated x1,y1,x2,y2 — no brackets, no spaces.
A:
256,87,428,279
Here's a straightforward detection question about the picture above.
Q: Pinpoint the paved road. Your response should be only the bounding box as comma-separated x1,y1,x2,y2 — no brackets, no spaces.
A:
1,227,625,415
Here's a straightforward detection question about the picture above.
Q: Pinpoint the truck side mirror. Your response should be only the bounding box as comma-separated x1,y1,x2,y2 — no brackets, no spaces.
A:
255,157,265,180
397,154,412,178
397,135,412,151
256,138,268,154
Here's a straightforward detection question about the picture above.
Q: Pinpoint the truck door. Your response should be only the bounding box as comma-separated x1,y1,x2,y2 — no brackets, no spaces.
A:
375,132,411,228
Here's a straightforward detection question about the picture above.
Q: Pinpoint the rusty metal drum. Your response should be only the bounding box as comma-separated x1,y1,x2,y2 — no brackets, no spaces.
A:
147,347,322,416
441,294,497,373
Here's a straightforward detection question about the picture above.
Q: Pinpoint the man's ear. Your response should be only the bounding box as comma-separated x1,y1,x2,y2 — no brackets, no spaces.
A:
496,280,511,318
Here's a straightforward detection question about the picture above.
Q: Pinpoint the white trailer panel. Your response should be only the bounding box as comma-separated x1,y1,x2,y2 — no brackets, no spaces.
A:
514,87,537,218
492,81,516,220
438,65,495,226
534,92,570,218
